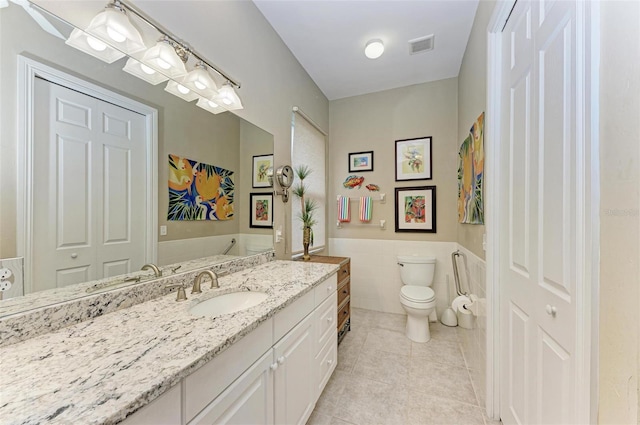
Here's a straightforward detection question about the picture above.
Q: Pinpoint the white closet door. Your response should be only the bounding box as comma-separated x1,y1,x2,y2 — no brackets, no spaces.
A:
32,78,147,291
499,0,591,423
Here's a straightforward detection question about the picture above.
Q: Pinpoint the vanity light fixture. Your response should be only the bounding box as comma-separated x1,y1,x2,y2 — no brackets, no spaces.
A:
66,28,126,63
196,97,226,115
122,57,169,84
364,39,384,59
165,80,199,102
182,62,219,97
68,0,243,111
85,1,146,55
212,81,243,111
140,37,188,78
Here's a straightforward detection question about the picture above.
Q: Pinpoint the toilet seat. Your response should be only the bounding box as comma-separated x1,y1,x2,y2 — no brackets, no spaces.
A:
400,285,435,303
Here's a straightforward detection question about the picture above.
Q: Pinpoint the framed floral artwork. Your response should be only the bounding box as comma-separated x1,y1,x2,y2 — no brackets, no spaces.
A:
250,193,273,228
252,154,273,188
394,186,436,233
395,137,432,181
348,151,374,172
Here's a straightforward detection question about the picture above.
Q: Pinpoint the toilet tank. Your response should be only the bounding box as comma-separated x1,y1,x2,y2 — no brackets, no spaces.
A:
397,255,436,287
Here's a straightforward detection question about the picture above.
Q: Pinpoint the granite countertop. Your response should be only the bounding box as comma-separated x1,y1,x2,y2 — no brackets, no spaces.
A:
0,260,338,425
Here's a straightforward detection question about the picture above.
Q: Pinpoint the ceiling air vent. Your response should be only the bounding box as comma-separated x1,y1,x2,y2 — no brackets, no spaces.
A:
408,34,435,55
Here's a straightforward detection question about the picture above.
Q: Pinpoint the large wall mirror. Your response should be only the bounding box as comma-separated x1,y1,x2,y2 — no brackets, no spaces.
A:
0,1,274,315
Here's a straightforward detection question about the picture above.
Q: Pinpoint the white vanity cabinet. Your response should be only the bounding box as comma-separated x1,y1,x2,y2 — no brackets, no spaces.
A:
122,273,338,425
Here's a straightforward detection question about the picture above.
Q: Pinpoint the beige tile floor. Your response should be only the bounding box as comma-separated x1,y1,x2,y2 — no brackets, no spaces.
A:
307,308,499,425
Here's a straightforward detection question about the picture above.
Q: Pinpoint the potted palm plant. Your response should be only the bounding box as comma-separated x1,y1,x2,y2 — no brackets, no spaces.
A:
292,165,317,261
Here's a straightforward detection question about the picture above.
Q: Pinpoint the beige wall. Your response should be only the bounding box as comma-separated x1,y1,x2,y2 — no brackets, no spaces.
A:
598,1,640,423
328,78,459,242
239,120,274,236
456,0,496,260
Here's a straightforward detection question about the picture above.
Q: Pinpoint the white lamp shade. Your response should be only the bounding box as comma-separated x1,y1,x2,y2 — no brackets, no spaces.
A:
141,40,187,78
66,28,126,64
182,63,219,97
165,80,199,102
196,97,227,114
85,7,146,55
123,58,169,85
212,83,243,111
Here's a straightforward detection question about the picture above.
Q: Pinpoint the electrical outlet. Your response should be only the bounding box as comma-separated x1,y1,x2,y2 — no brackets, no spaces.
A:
0,280,11,291
160,225,167,236
0,268,12,280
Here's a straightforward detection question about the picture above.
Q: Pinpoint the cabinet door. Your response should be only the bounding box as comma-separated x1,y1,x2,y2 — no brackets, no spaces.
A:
121,384,181,425
274,313,315,425
189,350,274,425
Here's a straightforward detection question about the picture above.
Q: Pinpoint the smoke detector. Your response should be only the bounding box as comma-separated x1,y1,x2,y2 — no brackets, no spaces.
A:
408,34,435,55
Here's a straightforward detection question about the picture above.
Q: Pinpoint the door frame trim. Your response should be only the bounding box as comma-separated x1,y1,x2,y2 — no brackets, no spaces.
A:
16,55,159,292
485,1,599,422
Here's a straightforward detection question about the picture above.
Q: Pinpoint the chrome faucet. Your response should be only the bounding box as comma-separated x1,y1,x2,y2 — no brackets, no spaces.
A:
141,263,162,278
192,270,219,294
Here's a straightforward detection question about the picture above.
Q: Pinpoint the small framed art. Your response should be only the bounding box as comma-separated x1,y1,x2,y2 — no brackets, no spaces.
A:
394,186,436,233
250,193,273,228
348,151,374,172
395,137,432,181
252,154,273,188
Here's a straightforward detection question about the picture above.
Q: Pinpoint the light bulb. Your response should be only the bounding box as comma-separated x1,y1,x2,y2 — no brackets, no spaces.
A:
208,100,218,108
140,63,156,75
194,81,206,90
86,36,107,51
156,58,171,70
106,26,126,43
222,97,232,105
177,84,190,95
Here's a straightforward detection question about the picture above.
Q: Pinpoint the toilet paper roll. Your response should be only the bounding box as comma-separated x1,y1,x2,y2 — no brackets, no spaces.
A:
451,295,471,313
457,304,475,329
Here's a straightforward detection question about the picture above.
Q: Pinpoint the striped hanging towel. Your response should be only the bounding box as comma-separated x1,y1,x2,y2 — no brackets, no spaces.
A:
360,196,373,222
337,196,351,222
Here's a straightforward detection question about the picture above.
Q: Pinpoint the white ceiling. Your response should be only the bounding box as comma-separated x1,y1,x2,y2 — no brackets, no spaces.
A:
254,0,479,100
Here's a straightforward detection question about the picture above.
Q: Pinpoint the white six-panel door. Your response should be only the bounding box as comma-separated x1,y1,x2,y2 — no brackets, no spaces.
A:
499,0,591,423
32,77,147,291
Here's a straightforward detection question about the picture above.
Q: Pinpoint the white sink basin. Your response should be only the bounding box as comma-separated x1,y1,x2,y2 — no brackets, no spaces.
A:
189,291,269,317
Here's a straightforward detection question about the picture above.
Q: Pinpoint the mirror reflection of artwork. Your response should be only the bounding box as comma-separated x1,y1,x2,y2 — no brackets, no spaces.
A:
457,112,484,224
252,154,274,188
168,154,235,221
250,193,273,228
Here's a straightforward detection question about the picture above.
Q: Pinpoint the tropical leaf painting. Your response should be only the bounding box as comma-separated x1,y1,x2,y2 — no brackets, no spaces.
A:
457,112,484,224
168,154,234,221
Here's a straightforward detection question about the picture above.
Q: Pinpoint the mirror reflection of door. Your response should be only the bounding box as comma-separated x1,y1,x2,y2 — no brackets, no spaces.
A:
32,77,148,292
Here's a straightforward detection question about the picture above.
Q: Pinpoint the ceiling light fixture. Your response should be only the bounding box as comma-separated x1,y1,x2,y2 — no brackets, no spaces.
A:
212,81,243,111
165,80,199,102
196,97,226,115
85,1,146,55
364,39,384,59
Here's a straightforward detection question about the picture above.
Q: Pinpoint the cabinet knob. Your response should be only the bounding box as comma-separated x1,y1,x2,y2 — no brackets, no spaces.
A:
327,316,333,323
327,286,332,292
342,269,347,274
327,359,333,365
277,356,285,365
342,289,348,294
545,304,557,317
270,363,278,371
70,253,78,259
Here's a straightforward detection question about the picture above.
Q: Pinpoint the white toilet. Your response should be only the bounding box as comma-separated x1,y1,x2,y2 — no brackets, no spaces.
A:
397,255,437,343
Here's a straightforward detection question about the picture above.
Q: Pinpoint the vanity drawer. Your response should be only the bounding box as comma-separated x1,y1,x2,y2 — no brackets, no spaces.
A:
314,336,337,398
337,278,350,307
314,291,337,353
338,300,350,330
338,262,350,282
314,273,337,306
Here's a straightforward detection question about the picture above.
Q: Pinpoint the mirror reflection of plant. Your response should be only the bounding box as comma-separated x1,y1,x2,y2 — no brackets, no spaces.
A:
292,165,318,246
